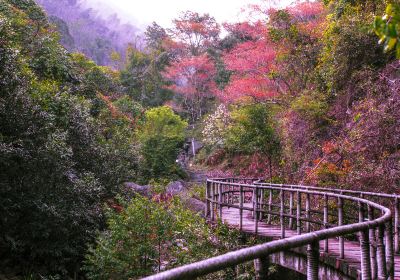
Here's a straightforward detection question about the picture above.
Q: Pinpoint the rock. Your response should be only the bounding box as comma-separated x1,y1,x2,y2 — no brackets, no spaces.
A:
166,181,185,195
124,182,152,197
184,197,205,215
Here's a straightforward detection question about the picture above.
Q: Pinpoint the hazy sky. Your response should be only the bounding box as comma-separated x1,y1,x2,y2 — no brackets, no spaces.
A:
85,0,294,29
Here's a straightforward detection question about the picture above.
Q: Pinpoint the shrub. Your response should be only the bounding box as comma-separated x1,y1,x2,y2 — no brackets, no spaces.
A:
137,106,188,182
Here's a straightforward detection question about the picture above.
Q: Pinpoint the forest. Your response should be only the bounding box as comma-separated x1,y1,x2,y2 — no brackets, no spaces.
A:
0,0,399,279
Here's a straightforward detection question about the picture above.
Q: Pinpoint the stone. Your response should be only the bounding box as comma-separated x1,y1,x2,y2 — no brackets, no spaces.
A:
123,182,152,197
166,181,185,195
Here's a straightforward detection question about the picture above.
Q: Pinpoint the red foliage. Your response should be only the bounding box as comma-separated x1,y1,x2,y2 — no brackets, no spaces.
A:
322,141,337,155
98,93,144,128
219,22,278,103
287,1,326,39
163,54,217,98
287,1,325,22
170,11,220,55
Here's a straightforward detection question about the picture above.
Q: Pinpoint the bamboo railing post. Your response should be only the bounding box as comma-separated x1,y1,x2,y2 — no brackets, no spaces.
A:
252,188,256,219
297,191,302,235
394,197,399,254
337,196,344,259
307,241,320,280
267,189,273,224
377,224,387,280
224,179,228,205
368,205,378,280
229,179,234,205
385,220,394,280
218,183,223,219
289,190,294,229
323,194,329,253
360,229,372,280
210,182,215,221
254,256,269,280
240,185,243,231
306,193,311,233
259,188,264,221
205,181,210,218
255,187,259,235
280,189,285,239
359,201,372,280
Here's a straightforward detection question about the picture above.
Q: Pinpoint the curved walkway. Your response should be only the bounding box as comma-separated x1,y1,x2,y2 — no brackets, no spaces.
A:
144,178,398,280
222,202,400,279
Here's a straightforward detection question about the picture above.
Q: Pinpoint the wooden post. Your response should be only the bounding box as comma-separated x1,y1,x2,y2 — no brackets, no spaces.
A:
359,202,372,280
205,181,210,218
297,191,302,235
224,179,227,206
368,205,378,280
394,197,399,254
377,224,387,280
337,196,344,259
385,220,394,280
360,229,372,280
218,183,223,219
307,241,319,280
289,191,294,229
267,189,273,224
255,187,259,235
229,180,233,205
252,188,256,219
240,185,243,231
306,193,311,233
280,189,285,239
210,182,215,221
254,256,269,280
323,194,329,253
259,188,264,221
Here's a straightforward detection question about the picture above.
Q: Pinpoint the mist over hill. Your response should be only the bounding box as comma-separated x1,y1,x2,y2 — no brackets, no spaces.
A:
35,0,142,67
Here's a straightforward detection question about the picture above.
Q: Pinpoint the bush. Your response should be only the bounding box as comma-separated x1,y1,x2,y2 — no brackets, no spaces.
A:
137,106,188,182
225,104,280,159
85,197,210,279
0,1,139,277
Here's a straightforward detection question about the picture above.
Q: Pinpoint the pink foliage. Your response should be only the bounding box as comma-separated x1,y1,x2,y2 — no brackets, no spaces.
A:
163,54,217,97
287,1,325,22
220,22,278,103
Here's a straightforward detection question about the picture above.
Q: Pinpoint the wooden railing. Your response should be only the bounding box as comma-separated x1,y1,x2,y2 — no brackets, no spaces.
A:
143,178,396,280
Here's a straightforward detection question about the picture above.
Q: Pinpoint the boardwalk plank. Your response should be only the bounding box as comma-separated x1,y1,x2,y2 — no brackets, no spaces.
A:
220,203,400,279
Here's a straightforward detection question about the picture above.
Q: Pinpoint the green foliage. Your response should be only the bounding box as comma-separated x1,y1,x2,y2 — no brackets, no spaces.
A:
0,0,139,277
113,95,144,120
85,196,252,279
137,106,188,182
318,3,388,94
225,105,280,159
120,46,173,107
290,91,329,123
374,3,400,58
189,183,207,201
84,196,175,279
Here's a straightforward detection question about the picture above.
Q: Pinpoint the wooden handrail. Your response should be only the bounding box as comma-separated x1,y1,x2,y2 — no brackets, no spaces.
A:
143,178,395,280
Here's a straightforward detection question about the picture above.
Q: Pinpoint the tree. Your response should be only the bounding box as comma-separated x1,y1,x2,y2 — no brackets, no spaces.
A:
163,54,217,121
0,1,139,277
169,11,220,56
85,196,247,279
225,105,280,180
120,45,173,107
137,106,188,182
221,36,278,103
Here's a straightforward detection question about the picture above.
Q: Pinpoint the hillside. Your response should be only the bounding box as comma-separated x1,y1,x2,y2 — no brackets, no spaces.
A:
35,0,141,67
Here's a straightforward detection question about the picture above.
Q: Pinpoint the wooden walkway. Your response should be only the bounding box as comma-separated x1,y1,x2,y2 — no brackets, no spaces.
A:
222,203,400,279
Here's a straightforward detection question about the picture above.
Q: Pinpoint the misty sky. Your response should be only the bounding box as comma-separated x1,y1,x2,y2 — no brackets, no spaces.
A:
85,0,295,29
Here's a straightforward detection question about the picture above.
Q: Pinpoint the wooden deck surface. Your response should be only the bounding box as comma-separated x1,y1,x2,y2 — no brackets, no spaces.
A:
221,203,400,279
